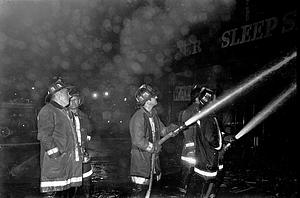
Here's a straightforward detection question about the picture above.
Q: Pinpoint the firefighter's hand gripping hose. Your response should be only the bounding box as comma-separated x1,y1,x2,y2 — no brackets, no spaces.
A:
152,141,162,154
159,125,187,145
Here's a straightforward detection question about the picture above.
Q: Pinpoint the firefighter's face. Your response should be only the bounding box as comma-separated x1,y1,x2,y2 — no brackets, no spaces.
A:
148,95,158,106
69,96,81,109
56,88,70,107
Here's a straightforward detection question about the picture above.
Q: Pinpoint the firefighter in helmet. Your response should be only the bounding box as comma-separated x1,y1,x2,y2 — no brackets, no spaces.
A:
68,87,93,198
179,85,223,197
37,79,83,198
129,84,178,197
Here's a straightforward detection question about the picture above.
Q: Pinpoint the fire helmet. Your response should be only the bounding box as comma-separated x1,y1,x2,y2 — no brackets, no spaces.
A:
45,78,74,103
190,85,203,103
190,85,215,106
198,86,215,106
69,87,83,107
135,84,158,105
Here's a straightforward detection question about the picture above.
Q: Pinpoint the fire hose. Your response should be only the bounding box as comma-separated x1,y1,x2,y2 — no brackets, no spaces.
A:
160,50,296,145
145,50,296,198
145,153,155,198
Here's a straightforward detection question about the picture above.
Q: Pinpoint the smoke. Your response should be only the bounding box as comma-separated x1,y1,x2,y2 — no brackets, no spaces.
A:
0,0,236,106
119,0,236,78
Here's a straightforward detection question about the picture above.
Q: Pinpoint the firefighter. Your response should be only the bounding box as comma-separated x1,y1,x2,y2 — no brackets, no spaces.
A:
129,84,178,197
37,79,83,198
178,85,223,197
68,88,93,198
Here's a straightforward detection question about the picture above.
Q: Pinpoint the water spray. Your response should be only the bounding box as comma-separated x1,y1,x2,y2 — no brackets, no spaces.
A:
159,50,296,145
224,82,296,150
235,82,296,140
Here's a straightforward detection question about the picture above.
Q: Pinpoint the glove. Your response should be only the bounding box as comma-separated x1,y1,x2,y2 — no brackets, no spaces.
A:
83,151,91,163
224,135,235,143
169,123,179,131
168,123,179,137
153,142,162,154
49,151,62,159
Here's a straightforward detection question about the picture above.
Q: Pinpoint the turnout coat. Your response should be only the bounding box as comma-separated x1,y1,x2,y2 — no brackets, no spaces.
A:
76,110,92,150
129,107,169,180
181,103,223,180
37,101,83,193
73,109,93,180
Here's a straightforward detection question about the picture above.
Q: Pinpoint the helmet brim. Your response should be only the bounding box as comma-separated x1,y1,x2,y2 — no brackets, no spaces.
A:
44,85,74,103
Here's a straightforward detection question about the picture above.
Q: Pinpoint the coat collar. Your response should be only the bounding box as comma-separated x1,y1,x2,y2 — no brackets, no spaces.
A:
190,102,200,111
141,106,156,117
50,100,65,109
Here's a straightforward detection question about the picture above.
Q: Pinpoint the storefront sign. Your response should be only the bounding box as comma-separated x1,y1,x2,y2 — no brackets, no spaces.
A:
221,10,296,48
173,86,192,101
177,39,202,57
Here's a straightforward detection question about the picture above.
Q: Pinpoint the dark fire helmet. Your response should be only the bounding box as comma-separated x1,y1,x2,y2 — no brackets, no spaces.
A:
135,84,158,105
